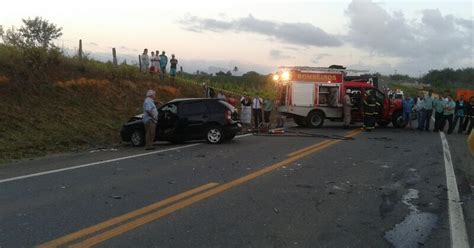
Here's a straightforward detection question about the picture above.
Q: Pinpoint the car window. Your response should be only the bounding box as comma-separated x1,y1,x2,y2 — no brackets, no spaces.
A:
160,103,178,114
207,101,225,113
180,102,208,116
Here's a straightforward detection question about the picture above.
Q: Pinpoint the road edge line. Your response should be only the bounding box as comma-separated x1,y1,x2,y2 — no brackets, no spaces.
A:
439,132,470,248
0,144,201,184
2,133,255,184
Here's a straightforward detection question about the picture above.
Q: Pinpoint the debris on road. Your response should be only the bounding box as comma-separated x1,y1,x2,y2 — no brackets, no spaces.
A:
89,148,118,153
296,184,314,189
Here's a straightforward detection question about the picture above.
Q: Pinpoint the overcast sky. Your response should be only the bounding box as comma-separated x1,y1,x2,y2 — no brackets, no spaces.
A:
2,0,473,76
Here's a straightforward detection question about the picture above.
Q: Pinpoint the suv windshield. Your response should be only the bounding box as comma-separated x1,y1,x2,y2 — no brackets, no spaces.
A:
160,103,178,114
219,100,236,112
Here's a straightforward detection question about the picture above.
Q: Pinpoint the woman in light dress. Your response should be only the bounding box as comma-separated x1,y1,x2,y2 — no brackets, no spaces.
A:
240,96,252,126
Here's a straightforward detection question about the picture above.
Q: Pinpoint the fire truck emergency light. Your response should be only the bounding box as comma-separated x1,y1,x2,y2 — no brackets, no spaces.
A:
281,71,290,81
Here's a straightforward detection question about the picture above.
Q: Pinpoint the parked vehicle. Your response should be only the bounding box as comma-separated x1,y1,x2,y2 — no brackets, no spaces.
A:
274,66,405,128
121,98,242,146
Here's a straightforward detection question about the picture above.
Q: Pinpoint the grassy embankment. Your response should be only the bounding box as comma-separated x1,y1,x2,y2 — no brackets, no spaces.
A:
0,44,274,163
0,45,212,163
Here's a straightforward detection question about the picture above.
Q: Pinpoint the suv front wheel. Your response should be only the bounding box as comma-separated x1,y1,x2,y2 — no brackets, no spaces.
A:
131,130,145,146
206,126,224,144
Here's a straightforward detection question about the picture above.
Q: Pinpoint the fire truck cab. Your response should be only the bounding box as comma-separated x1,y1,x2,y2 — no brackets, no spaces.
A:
274,66,405,128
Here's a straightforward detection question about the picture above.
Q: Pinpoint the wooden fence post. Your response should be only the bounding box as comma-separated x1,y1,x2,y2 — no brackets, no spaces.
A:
138,55,142,71
112,48,118,66
78,39,83,59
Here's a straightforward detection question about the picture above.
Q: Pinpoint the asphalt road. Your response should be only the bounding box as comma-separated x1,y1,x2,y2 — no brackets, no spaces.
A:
0,122,472,248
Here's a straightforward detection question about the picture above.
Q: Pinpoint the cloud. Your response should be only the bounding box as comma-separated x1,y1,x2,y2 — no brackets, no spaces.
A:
455,18,473,30
269,49,295,60
179,14,342,47
345,0,472,62
88,42,98,46
311,53,331,64
119,46,139,52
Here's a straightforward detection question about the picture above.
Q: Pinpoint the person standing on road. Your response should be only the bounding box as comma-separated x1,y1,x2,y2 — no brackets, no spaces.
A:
422,90,434,131
169,54,178,83
252,95,263,129
159,51,168,80
140,49,150,73
415,94,425,131
402,95,414,130
442,95,456,134
453,95,467,133
433,95,445,132
462,96,474,134
240,96,252,127
363,90,379,131
263,98,274,125
143,90,158,150
343,89,353,129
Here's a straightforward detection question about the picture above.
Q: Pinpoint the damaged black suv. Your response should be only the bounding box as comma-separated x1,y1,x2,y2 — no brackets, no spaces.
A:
120,98,242,145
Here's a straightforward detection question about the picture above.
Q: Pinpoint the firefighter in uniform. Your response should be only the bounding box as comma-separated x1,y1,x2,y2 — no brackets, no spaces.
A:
363,90,380,131
343,89,353,129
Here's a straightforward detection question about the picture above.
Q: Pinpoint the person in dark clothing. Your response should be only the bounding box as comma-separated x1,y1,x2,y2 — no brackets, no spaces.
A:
443,95,456,134
453,95,467,133
433,95,445,132
363,91,380,131
169,54,178,83
252,96,263,129
463,96,474,134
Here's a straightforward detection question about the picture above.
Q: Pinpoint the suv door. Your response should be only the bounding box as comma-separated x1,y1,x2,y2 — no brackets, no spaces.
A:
179,101,209,139
157,102,179,139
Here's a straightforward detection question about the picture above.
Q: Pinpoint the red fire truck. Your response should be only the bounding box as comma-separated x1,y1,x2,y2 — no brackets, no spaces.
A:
274,66,405,128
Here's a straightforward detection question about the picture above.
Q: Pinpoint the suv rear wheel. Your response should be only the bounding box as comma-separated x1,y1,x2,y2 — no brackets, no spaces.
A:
206,126,224,144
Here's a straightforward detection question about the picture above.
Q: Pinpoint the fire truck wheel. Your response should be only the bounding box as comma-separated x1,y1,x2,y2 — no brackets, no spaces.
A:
391,111,406,128
307,111,324,128
294,116,307,127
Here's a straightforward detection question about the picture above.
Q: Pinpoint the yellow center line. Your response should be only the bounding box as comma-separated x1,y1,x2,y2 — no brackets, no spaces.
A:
67,129,362,248
287,140,333,157
36,183,219,248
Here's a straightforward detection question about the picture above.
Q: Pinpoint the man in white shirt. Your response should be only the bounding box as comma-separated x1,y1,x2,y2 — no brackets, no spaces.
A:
415,94,424,131
143,90,158,150
252,95,263,129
